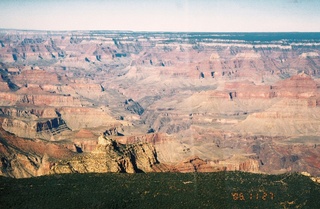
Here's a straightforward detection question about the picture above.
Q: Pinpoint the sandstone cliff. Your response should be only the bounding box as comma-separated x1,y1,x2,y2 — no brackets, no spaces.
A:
50,134,165,174
171,155,260,173
0,125,167,178
0,122,74,178
2,116,70,140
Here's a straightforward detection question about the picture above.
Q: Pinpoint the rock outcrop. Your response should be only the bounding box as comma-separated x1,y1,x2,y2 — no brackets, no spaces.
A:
59,107,124,131
50,134,165,174
0,120,74,178
171,155,260,173
2,116,70,140
0,121,167,178
0,91,82,107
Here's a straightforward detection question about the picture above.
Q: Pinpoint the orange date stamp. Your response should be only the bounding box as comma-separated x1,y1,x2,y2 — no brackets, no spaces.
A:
231,192,274,201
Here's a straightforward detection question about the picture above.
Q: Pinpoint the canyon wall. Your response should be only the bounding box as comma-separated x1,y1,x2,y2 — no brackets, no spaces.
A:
1,30,320,177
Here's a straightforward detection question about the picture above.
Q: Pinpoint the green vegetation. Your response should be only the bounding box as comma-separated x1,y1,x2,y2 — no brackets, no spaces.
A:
0,172,319,209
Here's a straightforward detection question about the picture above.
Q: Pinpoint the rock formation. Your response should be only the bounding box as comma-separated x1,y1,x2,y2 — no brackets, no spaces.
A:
0,118,74,178
50,134,165,174
0,120,166,177
1,30,320,177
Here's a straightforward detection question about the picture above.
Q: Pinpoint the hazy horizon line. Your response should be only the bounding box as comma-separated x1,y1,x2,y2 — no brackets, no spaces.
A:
1,28,320,34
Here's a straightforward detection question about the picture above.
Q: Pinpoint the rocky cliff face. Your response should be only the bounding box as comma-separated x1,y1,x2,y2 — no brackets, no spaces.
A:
2,116,70,140
171,156,260,173
0,120,74,178
50,135,165,174
0,121,166,178
0,107,72,140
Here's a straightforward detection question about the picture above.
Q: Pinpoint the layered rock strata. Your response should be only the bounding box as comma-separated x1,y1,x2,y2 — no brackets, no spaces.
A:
50,134,165,174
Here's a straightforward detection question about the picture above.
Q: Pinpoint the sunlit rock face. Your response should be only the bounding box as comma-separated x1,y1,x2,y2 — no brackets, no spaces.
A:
50,134,164,174
1,30,320,177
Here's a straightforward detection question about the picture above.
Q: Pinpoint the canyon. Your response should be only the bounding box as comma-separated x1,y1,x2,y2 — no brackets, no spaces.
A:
0,30,320,178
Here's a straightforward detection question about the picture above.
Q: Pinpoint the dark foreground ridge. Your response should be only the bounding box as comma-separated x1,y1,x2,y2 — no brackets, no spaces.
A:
0,171,319,209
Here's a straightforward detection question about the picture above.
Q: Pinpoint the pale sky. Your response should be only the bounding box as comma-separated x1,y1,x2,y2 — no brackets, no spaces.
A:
0,0,320,32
